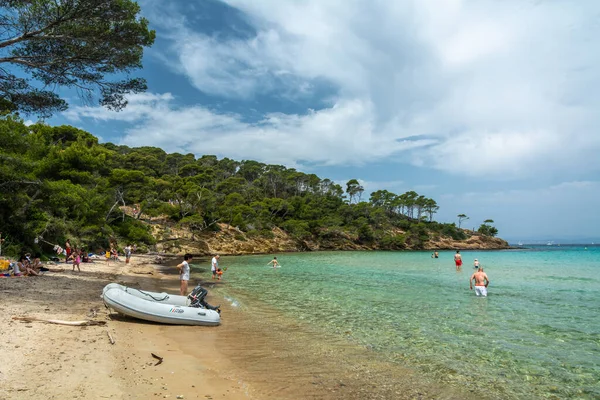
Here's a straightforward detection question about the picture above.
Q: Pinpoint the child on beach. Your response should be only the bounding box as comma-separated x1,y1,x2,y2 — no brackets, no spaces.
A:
176,254,192,296
72,249,81,272
124,244,132,264
473,258,480,269
216,268,223,280
111,247,120,262
105,249,110,265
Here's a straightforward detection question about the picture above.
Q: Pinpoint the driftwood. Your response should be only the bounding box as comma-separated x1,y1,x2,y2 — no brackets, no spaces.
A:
13,316,106,326
107,331,115,344
151,352,163,366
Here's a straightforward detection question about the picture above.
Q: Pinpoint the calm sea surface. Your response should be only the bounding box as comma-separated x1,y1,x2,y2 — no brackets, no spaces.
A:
200,246,599,399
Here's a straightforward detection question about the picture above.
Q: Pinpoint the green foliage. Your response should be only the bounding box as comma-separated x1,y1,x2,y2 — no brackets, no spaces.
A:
379,234,406,250
281,220,311,239
0,115,490,255
457,214,469,229
357,223,375,243
0,0,156,117
440,223,468,241
478,224,499,237
114,219,156,245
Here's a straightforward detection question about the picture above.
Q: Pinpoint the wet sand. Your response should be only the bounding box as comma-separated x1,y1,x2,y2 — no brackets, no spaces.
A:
0,255,478,399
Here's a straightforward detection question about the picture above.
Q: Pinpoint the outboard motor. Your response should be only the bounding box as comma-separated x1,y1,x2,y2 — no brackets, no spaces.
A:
188,284,220,312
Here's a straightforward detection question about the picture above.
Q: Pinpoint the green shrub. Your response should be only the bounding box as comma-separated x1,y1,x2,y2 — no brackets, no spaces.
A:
379,234,405,249
281,220,311,238
357,224,375,243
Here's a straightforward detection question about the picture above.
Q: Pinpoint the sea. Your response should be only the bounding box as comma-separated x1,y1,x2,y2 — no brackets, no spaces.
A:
197,245,599,399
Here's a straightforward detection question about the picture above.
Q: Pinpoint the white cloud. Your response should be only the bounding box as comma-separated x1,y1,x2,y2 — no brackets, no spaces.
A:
63,93,175,122
79,0,600,178
64,93,434,167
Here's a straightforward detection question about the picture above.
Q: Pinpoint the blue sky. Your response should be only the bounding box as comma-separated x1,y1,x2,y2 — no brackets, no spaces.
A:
40,0,600,242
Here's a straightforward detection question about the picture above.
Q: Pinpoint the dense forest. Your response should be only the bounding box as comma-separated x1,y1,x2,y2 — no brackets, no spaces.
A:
0,115,499,256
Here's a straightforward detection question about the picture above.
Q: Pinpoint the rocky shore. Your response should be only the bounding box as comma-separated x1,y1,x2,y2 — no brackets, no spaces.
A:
149,222,510,256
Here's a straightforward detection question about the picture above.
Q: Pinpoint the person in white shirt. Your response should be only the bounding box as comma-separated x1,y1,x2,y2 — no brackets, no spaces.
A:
14,255,38,276
211,255,220,279
176,254,192,295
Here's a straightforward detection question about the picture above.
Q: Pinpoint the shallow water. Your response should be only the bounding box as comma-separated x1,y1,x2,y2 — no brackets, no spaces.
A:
198,246,600,399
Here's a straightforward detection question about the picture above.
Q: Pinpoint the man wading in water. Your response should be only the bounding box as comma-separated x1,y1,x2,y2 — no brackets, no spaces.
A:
470,267,490,297
454,250,463,271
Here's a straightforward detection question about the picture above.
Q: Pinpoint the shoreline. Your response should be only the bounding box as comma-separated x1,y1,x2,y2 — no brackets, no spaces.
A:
150,246,518,261
1,253,482,399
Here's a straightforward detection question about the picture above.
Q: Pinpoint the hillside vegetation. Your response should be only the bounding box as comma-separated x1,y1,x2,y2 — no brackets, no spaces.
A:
0,115,507,256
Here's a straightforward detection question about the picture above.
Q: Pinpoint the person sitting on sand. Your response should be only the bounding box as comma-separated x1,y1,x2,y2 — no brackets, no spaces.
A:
176,253,192,295
14,255,39,276
31,253,51,273
267,257,280,268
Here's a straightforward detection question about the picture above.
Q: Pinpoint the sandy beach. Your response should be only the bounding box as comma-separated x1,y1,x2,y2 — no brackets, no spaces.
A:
0,255,475,400
0,255,254,400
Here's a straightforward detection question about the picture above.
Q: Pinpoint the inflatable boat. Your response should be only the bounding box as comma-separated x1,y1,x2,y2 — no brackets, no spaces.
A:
102,283,220,326
102,283,189,305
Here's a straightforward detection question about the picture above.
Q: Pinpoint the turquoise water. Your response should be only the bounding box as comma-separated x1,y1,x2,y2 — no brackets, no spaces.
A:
208,247,600,399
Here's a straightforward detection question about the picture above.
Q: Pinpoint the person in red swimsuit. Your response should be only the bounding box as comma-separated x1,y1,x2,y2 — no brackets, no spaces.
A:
65,239,72,263
454,250,463,271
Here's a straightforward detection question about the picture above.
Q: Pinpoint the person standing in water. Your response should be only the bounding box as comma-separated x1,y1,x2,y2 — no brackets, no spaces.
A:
470,267,490,297
176,253,192,295
454,250,463,271
473,258,480,269
267,256,280,268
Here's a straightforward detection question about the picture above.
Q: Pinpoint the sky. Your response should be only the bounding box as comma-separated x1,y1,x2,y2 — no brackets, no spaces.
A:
41,0,600,242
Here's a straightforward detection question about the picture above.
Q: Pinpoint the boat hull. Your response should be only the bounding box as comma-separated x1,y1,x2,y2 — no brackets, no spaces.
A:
102,285,220,326
102,283,189,306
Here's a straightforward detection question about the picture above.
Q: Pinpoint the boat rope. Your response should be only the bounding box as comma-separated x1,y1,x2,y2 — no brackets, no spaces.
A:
125,287,169,302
